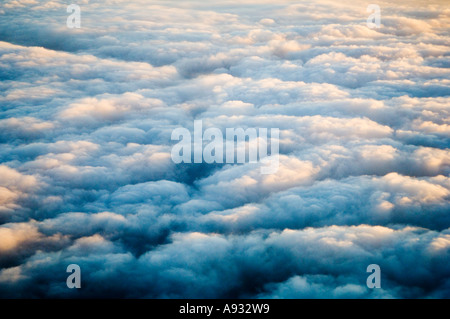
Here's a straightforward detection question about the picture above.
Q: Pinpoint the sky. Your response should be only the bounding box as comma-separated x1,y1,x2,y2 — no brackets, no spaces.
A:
0,0,449,298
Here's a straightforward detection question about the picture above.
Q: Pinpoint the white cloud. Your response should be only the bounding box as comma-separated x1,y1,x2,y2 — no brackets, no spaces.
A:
0,0,449,298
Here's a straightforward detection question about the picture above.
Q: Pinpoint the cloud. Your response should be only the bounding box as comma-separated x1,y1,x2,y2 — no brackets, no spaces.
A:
0,0,449,298
1,225,449,298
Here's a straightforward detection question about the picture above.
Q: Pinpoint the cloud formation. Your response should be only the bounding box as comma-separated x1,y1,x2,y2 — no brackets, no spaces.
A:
0,0,449,298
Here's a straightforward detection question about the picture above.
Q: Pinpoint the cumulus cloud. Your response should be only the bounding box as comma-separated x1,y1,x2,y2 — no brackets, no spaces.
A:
0,0,449,298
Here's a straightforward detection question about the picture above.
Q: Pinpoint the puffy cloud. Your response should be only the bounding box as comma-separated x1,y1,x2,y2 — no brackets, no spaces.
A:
0,0,449,298
0,165,43,220
1,225,449,298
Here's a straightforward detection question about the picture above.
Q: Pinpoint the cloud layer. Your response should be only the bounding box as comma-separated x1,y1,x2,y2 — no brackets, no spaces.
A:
0,0,449,298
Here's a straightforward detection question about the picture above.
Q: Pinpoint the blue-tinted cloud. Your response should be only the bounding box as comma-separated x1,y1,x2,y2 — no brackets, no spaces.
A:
0,0,449,298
